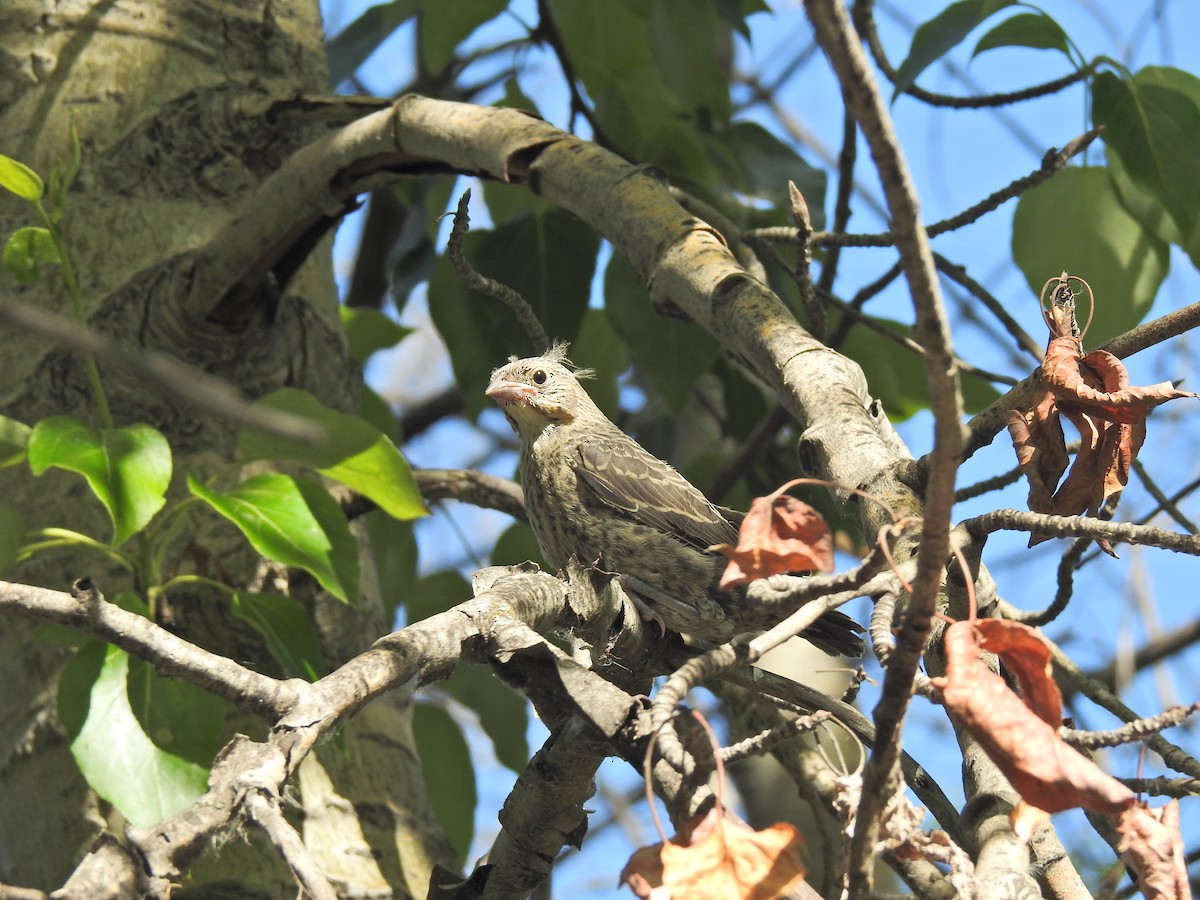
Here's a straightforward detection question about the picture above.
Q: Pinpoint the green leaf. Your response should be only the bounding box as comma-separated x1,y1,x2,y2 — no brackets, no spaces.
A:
547,0,710,182
603,253,722,414
231,591,325,680
1012,166,1168,343
568,308,628,420
714,0,770,38
971,12,1072,60
3,227,61,284
59,642,208,828
445,664,528,772
189,473,360,603
0,503,22,576
893,0,1016,95
491,522,546,570
428,210,598,418
419,0,508,73
357,384,399,442
364,509,418,625
0,154,44,201
413,703,475,863
28,418,171,546
326,0,420,84
650,0,732,126
720,122,826,229
127,656,225,768
406,570,470,625
840,318,1000,420
0,414,31,467
340,306,412,364
239,388,426,522
1092,67,1200,269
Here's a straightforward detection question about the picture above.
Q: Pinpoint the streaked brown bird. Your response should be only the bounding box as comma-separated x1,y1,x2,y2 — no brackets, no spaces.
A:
486,346,864,657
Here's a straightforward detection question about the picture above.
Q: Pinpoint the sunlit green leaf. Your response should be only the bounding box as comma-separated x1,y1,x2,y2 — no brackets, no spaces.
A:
189,473,359,603
59,642,207,827
231,591,325,680
1012,166,1168,343
239,389,426,521
0,415,31,467
0,154,44,201
28,418,171,546
127,656,225,768
893,0,1016,96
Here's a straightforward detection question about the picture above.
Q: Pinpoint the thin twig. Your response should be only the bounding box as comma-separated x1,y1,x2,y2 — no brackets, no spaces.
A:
1062,703,1200,750
789,181,825,339
855,0,1097,109
243,790,339,900
446,189,550,353
816,102,859,296
1130,458,1198,533
933,254,1043,360
962,508,1200,556
0,290,324,443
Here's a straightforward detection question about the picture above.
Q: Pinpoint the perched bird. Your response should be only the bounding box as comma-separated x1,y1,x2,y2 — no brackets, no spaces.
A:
486,346,864,657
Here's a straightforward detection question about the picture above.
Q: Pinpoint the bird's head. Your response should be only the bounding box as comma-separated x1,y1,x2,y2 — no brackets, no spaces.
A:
486,345,594,439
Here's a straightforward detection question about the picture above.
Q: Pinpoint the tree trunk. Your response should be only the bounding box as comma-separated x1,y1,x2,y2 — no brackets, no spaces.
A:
0,1,451,894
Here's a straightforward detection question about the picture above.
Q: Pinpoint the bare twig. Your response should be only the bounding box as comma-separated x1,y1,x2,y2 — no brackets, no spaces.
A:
1062,703,1200,750
446,189,550,353
789,181,825,339
962,508,1200,556
243,790,339,900
855,0,1097,109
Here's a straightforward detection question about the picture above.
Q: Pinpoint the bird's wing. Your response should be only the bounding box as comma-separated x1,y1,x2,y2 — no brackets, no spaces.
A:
575,436,740,551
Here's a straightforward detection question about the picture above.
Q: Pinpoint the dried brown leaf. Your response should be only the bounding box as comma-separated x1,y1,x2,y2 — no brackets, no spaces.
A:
713,489,832,589
934,621,1135,818
619,807,808,900
1008,312,1197,554
974,619,1062,727
1117,801,1191,900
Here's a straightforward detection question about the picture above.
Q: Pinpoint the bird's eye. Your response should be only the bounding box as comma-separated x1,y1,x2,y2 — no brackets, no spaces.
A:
532,369,547,385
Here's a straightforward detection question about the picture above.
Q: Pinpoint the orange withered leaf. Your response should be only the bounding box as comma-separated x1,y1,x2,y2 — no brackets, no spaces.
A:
1007,278,1197,555
620,807,808,900
934,621,1135,824
711,485,833,589
974,619,1061,728
1117,801,1191,900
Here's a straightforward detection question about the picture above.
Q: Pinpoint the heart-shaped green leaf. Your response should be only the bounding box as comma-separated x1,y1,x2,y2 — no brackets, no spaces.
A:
189,473,359,603
28,417,171,546
231,591,324,680
238,389,426,522
58,642,208,828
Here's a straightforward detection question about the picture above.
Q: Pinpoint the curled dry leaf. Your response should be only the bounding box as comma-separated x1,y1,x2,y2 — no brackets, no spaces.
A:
1117,800,1191,900
1007,276,1197,555
933,621,1135,829
619,806,808,900
711,484,833,589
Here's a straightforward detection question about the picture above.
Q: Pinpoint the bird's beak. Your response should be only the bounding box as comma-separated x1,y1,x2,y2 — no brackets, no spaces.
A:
486,378,537,406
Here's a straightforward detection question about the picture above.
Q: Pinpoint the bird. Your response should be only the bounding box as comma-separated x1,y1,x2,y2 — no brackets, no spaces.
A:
486,345,864,657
